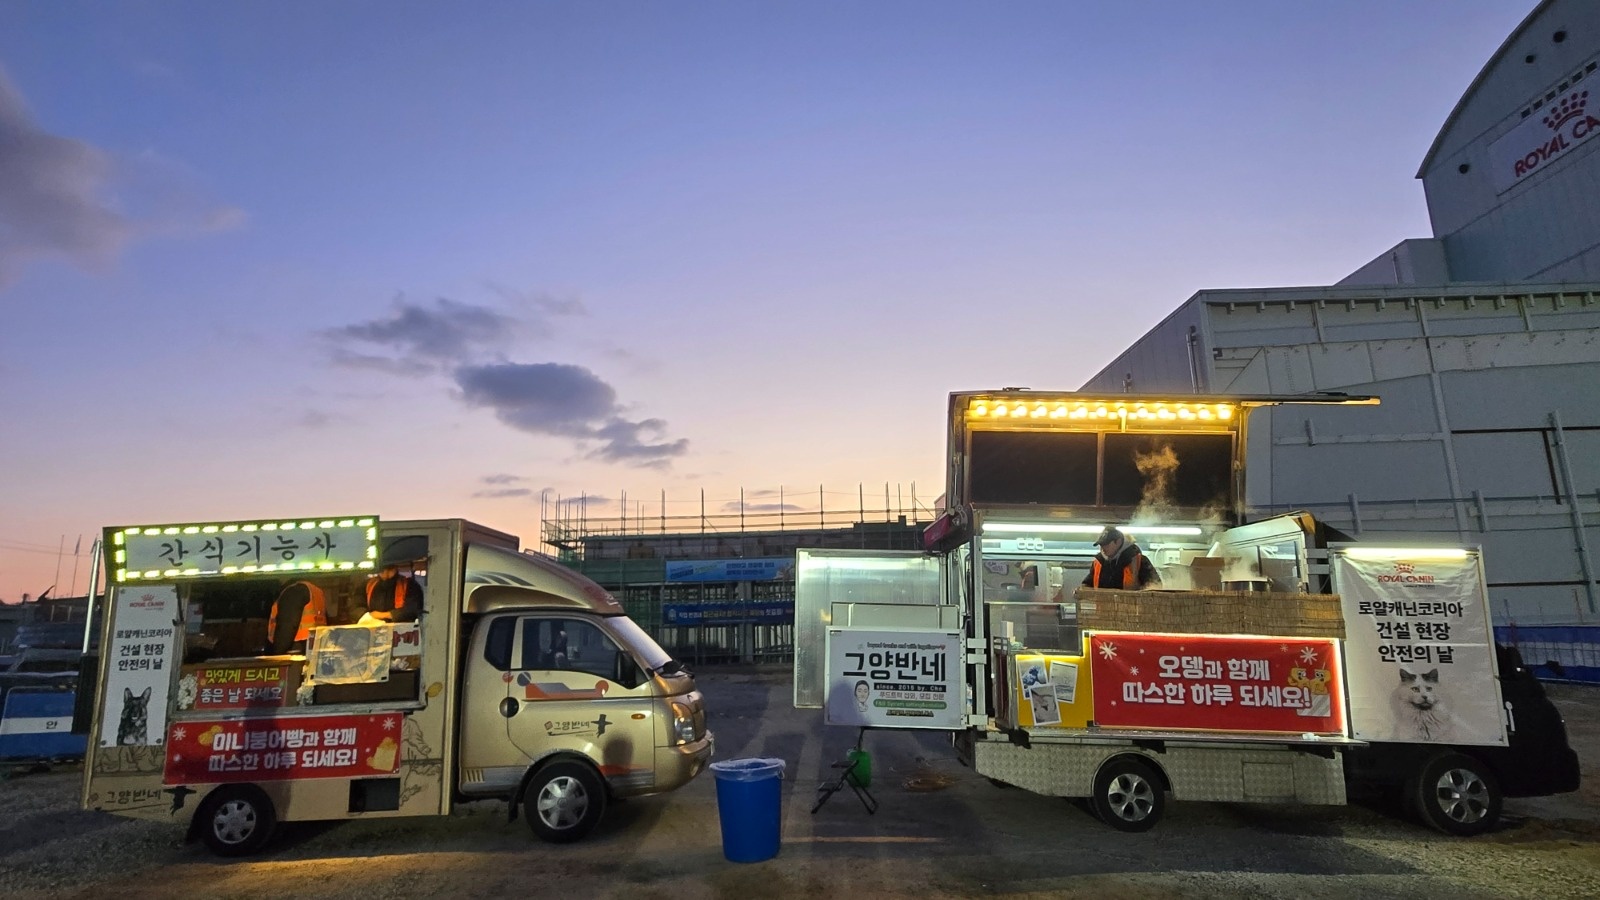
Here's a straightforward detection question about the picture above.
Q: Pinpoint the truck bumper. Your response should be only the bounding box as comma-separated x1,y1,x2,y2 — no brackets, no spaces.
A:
649,730,715,794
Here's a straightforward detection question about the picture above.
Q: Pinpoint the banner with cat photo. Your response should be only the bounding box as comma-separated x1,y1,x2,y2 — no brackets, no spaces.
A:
1332,548,1507,746
98,584,182,749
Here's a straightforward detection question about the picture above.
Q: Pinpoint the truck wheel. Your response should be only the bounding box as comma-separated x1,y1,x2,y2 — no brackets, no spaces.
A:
523,760,606,843
197,785,277,857
1411,752,1501,836
1091,756,1165,832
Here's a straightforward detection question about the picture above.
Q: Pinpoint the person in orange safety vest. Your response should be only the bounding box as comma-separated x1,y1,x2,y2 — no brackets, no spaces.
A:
267,579,328,653
363,564,422,623
1081,527,1161,591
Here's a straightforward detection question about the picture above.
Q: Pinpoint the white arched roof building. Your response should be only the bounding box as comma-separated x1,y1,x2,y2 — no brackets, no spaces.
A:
1086,0,1600,626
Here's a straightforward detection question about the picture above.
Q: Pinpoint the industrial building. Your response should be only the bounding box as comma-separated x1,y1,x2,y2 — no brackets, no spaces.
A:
1084,0,1600,626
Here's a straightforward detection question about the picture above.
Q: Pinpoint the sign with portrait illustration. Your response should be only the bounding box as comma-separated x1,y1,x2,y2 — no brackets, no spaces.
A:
1332,547,1506,746
824,628,963,729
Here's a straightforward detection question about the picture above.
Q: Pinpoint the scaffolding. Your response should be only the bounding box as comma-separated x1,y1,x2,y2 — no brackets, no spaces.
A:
540,485,941,561
538,486,942,665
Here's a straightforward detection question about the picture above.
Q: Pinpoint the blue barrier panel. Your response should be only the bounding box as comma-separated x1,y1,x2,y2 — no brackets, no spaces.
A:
1494,625,1600,684
0,688,87,761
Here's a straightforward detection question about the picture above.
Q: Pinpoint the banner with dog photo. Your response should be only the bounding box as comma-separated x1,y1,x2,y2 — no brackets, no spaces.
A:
1331,547,1507,746
98,584,182,748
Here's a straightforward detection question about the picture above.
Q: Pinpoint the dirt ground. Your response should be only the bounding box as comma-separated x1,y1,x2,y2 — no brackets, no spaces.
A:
3,671,1599,900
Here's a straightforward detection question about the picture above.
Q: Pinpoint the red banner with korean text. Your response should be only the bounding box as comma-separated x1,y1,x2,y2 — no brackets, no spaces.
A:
1089,634,1344,735
164,714,404,785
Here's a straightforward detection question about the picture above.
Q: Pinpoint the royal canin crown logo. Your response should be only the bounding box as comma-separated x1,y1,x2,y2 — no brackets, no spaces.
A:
1544,91,1588,131
1376,560,1434,584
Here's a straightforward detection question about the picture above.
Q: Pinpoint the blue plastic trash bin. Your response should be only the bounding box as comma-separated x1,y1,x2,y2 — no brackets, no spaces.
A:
709,757,785,862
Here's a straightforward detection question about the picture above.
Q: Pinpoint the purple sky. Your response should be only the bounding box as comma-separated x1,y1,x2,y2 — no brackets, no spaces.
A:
0,1,1534,602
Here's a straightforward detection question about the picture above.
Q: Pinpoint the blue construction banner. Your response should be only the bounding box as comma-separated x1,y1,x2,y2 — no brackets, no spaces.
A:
0,688,88,761
1495,625,1600,683
665,558,794,583
662,600,795,626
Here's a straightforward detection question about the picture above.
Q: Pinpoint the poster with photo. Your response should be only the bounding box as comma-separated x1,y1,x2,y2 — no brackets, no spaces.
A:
1332,548,1506,746
1049,660,1079,704
99,584,181,748
1028,684,1061,725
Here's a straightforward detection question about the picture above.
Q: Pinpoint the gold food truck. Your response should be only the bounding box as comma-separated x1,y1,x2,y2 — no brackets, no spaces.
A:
795,390,1579,834
82,516,713,855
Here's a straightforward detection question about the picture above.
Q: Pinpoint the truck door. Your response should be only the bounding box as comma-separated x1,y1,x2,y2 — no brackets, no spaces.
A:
502,614,657,788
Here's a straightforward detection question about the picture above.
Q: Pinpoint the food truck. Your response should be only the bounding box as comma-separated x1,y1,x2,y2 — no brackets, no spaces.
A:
81,516,713,855
795,390,1579,834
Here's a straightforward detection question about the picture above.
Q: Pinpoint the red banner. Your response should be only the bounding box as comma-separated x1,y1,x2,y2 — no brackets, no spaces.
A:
1089,634,1344,734
165,714,404,785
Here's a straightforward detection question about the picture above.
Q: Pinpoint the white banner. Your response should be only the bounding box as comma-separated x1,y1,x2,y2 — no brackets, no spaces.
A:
824,629,963,729
1332,549,1505,746
99,584,181,748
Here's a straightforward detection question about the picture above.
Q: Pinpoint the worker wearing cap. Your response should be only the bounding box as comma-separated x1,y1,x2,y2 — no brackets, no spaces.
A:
362,564,423,623
1082,527,1161,591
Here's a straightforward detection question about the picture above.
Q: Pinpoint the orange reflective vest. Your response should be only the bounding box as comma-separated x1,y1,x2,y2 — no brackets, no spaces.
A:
366,576,413,615
268,581,328,643
1089,553,1147,590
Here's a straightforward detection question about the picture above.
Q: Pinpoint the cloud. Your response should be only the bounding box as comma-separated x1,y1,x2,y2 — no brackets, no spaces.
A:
473,473,535,499
455,362,688,468
326,295,521,372
729,502,807,513
0,67,134,285
0,67,243,289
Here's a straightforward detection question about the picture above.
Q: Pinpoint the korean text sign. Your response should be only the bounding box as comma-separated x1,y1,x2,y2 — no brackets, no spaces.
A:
99,584,181,748
1089,633,1344,735
825,628,963,728
1332,549,1505,746
113,517,376,581
164,714,404,784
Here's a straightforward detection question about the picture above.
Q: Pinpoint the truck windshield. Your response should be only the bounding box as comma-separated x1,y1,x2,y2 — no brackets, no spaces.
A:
604,615,674,673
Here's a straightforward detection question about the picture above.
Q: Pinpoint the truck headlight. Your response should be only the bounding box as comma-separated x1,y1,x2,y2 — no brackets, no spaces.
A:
670,700,699,745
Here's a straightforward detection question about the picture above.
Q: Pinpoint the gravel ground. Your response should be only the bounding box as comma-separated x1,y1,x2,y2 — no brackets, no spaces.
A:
2,672,1597,900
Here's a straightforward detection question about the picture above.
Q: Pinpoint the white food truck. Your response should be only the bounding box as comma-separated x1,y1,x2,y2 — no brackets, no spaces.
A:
795,390,1578,834
81,516,713,855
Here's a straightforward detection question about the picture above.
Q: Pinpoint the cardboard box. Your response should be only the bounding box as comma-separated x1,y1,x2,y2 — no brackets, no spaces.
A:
1189,557,1226,591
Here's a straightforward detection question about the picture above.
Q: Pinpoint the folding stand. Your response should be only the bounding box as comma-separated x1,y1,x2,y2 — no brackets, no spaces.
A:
811,728,879,814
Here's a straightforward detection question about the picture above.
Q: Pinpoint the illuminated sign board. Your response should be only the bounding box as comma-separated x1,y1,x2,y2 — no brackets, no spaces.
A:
109,517,378,583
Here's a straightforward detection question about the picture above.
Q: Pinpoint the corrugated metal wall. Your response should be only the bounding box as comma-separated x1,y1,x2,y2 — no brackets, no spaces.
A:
1087,286,1600,626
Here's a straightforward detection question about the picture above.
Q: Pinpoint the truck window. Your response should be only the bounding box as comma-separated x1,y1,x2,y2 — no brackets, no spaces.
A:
484,616,515,670
519,618,625,682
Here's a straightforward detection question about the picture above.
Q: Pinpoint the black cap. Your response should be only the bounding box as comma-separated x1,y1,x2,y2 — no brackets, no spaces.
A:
1094,526,1125,547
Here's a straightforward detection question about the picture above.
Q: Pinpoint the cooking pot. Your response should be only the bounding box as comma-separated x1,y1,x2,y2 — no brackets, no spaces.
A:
1222,579,1270,592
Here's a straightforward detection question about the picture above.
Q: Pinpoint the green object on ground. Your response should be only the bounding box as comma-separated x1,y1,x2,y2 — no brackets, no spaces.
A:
846,748,871,788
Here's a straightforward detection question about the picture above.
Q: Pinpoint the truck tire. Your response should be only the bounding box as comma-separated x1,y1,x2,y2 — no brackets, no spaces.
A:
1091,756,1165,833
523,760,606,843
1410,752,1501,837
197,785,277,857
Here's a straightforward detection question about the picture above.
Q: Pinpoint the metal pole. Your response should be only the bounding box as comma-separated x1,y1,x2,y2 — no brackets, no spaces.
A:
1550,410,1598,613
80,538,102,654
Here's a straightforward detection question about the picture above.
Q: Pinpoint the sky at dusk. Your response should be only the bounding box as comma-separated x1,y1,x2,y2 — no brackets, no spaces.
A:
0,1,1536,602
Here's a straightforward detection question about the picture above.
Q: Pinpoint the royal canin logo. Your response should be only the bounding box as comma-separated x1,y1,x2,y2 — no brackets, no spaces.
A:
1543,91,1588,130
1515,90,1600,178
1376,562,1434,584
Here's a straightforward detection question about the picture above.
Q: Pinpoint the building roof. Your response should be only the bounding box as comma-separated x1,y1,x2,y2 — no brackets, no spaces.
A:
1417,0,1552,177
